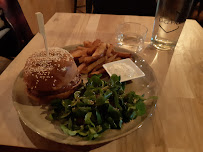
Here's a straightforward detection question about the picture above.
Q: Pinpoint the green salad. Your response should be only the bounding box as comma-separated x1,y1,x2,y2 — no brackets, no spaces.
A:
49,74,148,140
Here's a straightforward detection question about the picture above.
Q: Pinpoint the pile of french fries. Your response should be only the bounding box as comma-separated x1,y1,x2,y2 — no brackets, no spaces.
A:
70,39,132,76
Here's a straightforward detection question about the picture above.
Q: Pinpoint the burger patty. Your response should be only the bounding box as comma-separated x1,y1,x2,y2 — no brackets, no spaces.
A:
27,74,81,97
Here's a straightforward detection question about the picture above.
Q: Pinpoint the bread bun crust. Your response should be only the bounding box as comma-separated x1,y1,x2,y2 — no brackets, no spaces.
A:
23,47,81,102
27,76,82,103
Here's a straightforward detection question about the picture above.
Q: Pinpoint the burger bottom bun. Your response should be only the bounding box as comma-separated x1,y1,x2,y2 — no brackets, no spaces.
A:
27,78,82,104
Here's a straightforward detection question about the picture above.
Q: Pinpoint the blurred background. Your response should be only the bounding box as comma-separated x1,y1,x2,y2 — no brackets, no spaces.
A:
18,0,202,35
0,0,202,74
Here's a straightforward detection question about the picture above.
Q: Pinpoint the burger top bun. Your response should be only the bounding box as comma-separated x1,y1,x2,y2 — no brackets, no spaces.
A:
23,47,78,92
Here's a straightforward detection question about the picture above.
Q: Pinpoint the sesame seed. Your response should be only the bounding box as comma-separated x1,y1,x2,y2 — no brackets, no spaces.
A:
61,67,66,71
24,47,71,76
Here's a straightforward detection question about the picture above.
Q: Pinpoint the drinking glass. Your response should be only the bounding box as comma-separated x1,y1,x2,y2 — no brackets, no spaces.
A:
116,22,148,52
151,0,194,50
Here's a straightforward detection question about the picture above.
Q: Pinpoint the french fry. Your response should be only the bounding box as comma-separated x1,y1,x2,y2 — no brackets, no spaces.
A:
71,39,133,76
78,56,86,63
116,52,132,58
108,53,113,57
92,43,106,57
112,48,115,54
83,54,104,63
87,57,106,73
83,56,96,63
91,56,108,72
86,46,96,55
87,39,101,55
92,39,101,46
86,39,101,55
83,41,92,48
71,49,87,58
76,46,87,50
78,63,87,72
106,44,114,57
113,57,122,61
80,67,88,74
90,68,106,76
106,54,117,63
92,63,103,72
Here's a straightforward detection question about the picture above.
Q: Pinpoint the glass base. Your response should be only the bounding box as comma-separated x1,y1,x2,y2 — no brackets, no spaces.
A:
151,39,175,51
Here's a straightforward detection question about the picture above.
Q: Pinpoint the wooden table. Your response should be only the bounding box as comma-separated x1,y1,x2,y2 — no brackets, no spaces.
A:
0,13,202,152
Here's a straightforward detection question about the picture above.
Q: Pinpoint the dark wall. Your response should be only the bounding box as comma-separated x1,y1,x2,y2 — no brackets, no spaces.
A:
93,0,157,16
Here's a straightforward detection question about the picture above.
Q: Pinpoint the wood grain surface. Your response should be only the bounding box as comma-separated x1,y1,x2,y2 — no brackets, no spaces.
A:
0,13,202,152
18,0,75,34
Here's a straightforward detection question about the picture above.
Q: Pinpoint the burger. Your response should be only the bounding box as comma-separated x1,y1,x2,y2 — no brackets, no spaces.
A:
23,47,81,102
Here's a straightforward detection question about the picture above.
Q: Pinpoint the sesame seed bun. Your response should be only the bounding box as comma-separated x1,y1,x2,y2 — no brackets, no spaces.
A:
23,47,81,102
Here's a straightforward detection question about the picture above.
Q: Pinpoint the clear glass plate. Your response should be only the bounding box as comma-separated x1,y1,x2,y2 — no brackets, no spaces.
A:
12,45,159,146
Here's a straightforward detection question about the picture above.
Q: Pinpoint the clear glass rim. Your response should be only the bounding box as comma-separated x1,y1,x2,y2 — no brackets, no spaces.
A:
118,22,148,34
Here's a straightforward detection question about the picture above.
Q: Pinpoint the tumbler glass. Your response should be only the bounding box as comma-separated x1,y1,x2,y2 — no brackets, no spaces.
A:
116,22,148,52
